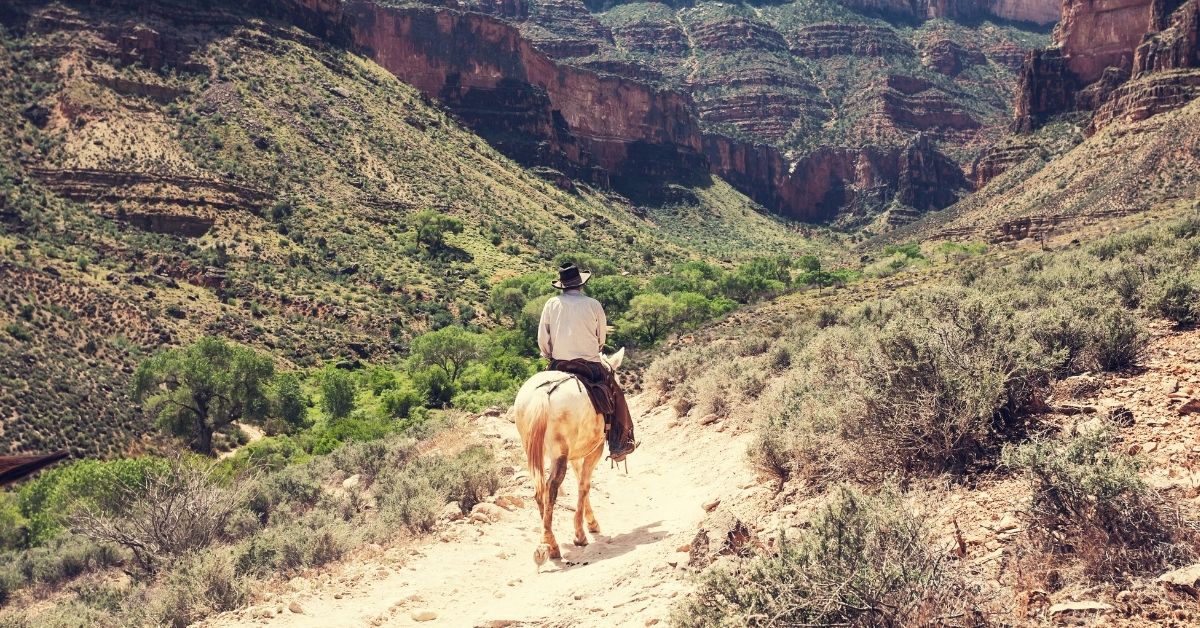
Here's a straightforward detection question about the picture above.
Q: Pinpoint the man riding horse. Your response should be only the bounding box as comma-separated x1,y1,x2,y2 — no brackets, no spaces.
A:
537,263,638,462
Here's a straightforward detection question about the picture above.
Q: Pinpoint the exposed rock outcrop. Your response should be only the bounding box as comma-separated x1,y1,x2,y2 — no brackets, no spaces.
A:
1014,0,1200,133
31,167,271,236
702,134,968,224
289,1,708,199
839,0,1059,25
788,24,913,59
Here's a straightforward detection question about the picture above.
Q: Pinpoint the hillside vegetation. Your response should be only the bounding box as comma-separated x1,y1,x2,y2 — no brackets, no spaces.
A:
0,1,831,458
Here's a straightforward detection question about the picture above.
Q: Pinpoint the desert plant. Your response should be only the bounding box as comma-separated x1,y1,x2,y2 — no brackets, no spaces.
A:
71,458,251,573
269,371,308,433
1003,426,1197,580
408,325,486,384
1150,274,1200,326
318,366,357,420
675,486,983,627
142,551,249,628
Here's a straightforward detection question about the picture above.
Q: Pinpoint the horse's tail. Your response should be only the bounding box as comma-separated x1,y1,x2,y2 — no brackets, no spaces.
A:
522,390,550,511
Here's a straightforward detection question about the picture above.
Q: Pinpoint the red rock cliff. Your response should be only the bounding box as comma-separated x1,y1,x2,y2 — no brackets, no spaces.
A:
840,0,1060,25
1014,0,1200,134
282,0,707,200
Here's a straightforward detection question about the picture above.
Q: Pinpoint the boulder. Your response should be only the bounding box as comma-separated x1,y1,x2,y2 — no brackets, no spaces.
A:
1158,563,1200,595
471,502,505,523
440,501,464,520
1048,600,1113,615
411,609,438,622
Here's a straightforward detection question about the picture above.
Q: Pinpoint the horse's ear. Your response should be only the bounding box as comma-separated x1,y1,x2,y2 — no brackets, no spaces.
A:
609,347,625,371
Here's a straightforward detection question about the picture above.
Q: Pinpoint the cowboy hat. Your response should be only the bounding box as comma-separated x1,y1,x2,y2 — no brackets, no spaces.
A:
552,262,591,289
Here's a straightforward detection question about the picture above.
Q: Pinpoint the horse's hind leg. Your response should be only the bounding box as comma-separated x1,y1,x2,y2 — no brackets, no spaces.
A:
543,455,568,559
580,443,604,536
570,457,588,546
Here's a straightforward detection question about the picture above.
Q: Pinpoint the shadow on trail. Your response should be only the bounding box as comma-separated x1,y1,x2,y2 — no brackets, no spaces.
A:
552,520,670,571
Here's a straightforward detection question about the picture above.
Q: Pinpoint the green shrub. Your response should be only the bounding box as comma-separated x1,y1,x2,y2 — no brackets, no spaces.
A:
380,385,423,419
4,322,31,341
0,534,122,594
19,457,170,546
675,486,982,627
270,371,308,432
1089,307,1144,371
307,415,395,455
318,366,357,420
143,551,249,628
1150,274,1200,326
71,458,249,573
376,446,498,529
1003,426,1197,580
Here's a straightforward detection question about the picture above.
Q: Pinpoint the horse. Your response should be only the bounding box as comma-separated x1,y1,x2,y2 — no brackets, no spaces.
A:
513,348,625,563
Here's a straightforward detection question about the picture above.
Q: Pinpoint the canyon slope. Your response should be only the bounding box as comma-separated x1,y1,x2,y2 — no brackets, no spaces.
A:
902,0,1200,241
0,0,824,457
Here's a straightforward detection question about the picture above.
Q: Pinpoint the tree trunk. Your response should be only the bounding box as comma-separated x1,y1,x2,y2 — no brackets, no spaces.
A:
195,399,213,455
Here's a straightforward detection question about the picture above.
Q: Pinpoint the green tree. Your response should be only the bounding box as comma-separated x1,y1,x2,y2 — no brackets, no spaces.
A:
133,337,274,455
410,210,463,252
519,294,553,351
621,293,675,344
489,286,527,321
319,367,357,420
271,371,308,431
669,291,711,328
795,255,821,272
408,325,486,384
588,275,641,319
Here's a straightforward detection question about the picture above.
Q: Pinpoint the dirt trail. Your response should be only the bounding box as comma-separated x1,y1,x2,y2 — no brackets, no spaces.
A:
208,395,758,627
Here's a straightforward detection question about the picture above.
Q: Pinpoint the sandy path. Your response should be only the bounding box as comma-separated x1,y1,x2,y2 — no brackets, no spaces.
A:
210,396,757,628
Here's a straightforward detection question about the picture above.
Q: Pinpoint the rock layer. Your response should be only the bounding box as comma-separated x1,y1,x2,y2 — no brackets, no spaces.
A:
702,134,968,223
839,0,1059,25
1014,0,1200,133
298,1,709,199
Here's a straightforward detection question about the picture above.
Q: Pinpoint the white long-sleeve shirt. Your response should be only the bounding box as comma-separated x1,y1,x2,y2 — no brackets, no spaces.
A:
538,290,607,363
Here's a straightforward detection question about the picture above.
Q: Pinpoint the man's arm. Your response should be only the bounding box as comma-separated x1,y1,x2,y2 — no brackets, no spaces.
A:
595,300,607,349
537,298,553,359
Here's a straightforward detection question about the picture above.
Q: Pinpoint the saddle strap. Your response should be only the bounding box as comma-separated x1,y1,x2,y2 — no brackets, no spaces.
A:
536,375,582,397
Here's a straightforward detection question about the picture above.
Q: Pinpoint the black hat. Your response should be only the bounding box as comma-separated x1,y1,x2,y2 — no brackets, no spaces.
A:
552,263,591,290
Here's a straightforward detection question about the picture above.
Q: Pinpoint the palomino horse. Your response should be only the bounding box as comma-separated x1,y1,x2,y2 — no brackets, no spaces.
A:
514,348,625,562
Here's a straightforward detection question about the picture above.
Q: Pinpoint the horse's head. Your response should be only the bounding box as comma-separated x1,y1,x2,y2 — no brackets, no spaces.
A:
601,347,626,381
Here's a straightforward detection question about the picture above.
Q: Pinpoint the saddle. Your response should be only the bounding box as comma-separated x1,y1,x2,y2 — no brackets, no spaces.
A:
539,359,615,417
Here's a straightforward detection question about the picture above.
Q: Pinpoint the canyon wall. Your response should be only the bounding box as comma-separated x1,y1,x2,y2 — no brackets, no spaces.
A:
280,0,974,221
702,135,968,223
288,0,708,198
840,0,1060,25
1014,0,1200,135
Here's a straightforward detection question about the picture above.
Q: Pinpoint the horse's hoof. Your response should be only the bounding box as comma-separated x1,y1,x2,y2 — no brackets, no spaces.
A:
588,524,601,534
573,536,589,547
533,543,550,568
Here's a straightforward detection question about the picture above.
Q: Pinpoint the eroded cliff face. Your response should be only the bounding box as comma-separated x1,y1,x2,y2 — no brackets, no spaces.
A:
1013,0,1200,142
703,135,968,224
290,1,708,198
839,0,1060,25
276,0,977,221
